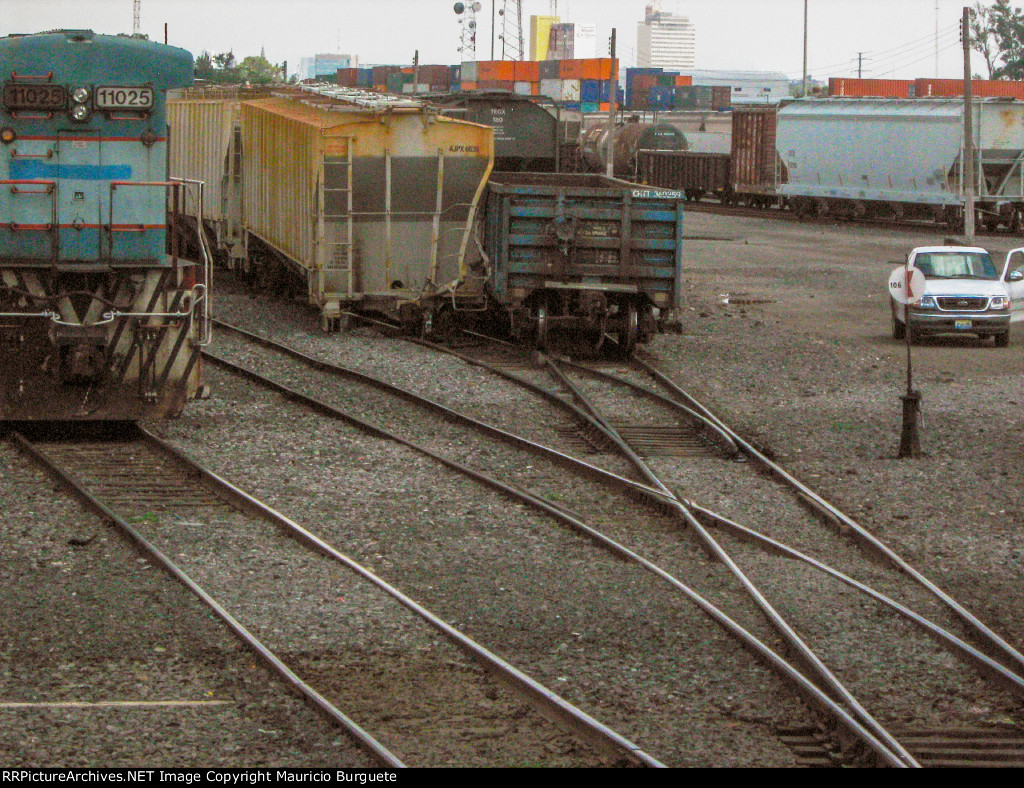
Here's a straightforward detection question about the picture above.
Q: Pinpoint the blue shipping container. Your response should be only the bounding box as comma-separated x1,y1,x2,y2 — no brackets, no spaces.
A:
649,85,674,110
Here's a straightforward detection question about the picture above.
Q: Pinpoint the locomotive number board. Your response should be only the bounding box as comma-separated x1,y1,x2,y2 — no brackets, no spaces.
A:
3,82,67,110
94,86,154,110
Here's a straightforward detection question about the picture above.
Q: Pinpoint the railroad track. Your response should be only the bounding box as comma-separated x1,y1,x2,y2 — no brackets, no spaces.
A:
681,198,1016,238
6,421,660,768
408,332,1024,767
197,318,1023,766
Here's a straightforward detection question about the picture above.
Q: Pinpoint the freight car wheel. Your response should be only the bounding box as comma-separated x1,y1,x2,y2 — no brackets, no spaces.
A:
616,303,640,358
533,302,550,350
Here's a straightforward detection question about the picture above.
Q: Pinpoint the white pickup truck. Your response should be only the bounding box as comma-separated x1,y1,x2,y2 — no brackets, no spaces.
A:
890,246,1024,346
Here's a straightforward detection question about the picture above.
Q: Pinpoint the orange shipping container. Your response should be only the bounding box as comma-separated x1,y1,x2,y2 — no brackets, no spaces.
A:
477,60,516,82
914,77,1024,99
580,58,617,80
513,60,540,82
674,75,693,87
461,81,479,91
559,59,586,80
829,77,912,98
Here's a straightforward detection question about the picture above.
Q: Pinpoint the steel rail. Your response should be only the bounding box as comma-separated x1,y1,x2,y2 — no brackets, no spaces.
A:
210,319,664,499
7,429,405,769
199,342,910,768
685,501,1024,699
627,354,1024,681
541,357,921,768
406,334,740,458
400,335,1024,699
133,422,663,768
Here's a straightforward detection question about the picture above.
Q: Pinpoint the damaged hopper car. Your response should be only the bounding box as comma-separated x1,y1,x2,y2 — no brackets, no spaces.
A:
1,30,208,420
169,85,494,331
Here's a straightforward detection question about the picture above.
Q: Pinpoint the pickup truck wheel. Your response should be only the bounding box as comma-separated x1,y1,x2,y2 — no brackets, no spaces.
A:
994,331,1010,348
892,318,906,341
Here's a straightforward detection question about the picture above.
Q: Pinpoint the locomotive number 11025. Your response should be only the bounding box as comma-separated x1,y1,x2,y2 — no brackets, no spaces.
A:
94,85,154,110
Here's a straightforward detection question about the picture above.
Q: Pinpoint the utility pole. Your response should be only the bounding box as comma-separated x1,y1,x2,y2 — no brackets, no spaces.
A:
606,28,617,179
802,0,808,97
133,0,141,36
963,6,975,240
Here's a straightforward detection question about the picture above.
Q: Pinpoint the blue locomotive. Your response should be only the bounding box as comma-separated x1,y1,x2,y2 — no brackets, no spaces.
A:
0,30,207,420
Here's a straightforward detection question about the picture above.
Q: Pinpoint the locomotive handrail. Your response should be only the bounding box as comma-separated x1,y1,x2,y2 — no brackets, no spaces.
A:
0,309,59,319
0,179,58,260
169,176,213,346
101,283,207,324
0,284,208,329
107,179,186,267
10,71,54,81
9,149,54,160
1,179,55,194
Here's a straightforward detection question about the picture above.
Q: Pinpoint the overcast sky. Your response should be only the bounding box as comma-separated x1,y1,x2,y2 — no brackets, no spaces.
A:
2,0,989,80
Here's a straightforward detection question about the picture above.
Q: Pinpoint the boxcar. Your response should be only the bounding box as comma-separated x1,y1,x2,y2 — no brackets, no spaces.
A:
481,172,684,354
0,30,205,420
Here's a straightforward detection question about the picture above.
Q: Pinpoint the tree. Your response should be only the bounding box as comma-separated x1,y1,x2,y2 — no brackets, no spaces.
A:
193,49,284,85
971,2,1000,77
238,55,280,85
970,0,1024,79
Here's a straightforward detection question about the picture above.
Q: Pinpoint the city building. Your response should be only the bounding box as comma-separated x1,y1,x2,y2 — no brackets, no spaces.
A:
548,22,597,60
299,53,359,80
636,2,695,71
684,69,791,104
529,15,559,61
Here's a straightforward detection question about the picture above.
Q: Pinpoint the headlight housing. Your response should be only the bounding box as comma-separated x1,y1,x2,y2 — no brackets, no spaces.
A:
989,295,1010,310
917,295,938,309
70,103,91,122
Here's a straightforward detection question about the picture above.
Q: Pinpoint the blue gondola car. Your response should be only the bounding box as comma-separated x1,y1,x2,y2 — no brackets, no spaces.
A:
480,172,684,354
0,30,208,420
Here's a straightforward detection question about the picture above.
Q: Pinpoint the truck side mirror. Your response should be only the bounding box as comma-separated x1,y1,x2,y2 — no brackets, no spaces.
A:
1008,270,1024,282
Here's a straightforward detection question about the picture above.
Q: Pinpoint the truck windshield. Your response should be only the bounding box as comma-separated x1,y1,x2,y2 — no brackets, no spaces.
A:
914,252,998,280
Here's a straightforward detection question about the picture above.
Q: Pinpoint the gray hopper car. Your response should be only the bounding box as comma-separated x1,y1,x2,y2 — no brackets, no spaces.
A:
778,97,1024,230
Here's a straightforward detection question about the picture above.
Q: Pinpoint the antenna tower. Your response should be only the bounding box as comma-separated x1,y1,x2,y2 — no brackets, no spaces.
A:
132,0,141,36
499,0,525,61
454,2,480,61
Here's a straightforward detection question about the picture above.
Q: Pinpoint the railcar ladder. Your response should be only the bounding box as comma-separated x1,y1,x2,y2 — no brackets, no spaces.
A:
318,148,354,317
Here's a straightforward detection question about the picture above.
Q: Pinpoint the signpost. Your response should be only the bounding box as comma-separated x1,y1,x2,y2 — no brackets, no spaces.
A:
889,265,926,457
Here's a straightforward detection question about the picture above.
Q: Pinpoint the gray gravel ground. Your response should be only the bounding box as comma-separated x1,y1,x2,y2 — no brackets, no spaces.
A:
4,207,1022,767
0,443,378,767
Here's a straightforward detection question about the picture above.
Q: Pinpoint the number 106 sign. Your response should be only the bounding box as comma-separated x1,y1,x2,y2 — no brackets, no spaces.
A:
888,266,927,305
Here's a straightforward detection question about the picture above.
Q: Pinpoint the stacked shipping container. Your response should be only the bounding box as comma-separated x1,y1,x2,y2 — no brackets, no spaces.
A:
623,68,736,111
914,77,1024,99
829,76,1024,100
462,58,619,112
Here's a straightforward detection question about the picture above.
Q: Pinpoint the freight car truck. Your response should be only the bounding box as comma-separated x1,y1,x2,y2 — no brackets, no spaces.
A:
480,172,685,355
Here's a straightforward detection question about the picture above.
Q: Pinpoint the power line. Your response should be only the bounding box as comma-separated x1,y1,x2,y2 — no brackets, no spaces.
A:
873,39,962,77
807,25,958,77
